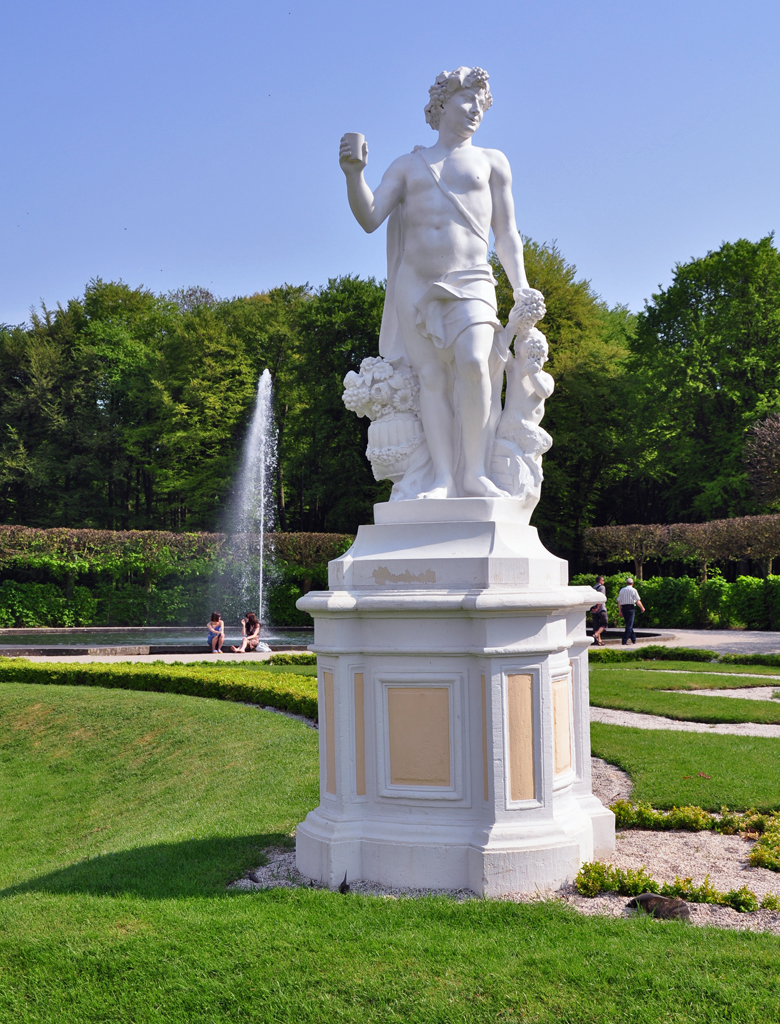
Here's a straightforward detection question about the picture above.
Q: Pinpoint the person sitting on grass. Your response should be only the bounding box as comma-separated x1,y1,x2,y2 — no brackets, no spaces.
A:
207,611,225,653
231,612,271,653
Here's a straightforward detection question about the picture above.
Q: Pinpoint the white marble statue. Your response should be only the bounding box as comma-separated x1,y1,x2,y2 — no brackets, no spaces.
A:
339,66,548,501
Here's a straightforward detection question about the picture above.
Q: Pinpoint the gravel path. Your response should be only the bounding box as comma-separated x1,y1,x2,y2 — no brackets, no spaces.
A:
667,686,780,702
544,887,780,934
591,756,633,804
590,705,780,737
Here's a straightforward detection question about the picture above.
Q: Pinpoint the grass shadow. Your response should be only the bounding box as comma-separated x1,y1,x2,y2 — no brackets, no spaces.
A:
0,833,292,900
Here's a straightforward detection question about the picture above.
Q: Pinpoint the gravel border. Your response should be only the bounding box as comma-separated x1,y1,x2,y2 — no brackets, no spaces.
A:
230,842,780,933
667,686,780,702
230,756,780,932
228,847,477,901
590,705,780,737
591,756,633,804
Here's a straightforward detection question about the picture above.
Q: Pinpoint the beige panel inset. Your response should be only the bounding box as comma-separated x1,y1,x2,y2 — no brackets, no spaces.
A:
481,674,489,802
552,675,572,775
324,671,336,794
387,687,450,787
354,673,366,796
507,673,535,801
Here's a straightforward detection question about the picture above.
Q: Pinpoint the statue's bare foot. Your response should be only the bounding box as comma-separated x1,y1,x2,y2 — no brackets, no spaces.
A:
462,474,510,499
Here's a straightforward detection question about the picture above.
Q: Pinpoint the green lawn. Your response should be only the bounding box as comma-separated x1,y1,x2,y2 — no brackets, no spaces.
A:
3,681,780,1022
591,722,780,811
589,666,780,724
0,682,318,892
600,661,780,678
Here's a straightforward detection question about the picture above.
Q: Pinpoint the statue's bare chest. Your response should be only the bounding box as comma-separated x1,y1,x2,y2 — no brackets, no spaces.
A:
407,150,492,205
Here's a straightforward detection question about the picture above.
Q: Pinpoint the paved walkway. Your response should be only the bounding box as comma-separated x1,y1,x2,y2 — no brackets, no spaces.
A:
644,627,780,655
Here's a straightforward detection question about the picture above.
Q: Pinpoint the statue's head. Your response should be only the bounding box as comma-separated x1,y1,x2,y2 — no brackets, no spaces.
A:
520,327,549,369
424,67,492,131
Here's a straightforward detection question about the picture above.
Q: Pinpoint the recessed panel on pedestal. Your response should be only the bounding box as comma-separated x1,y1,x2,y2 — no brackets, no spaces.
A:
323,670,336,795
506,672,536,802
375,674,464,800
388,686,450,786
552,674,573,775
354,671,366,796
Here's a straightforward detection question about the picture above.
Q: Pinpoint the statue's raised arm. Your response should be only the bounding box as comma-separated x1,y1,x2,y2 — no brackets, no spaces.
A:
340,67,549,507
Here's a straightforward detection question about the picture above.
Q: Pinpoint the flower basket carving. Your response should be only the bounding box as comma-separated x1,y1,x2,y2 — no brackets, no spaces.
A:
342,358,423,483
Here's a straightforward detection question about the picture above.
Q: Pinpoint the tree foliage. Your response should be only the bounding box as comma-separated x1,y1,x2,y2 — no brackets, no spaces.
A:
585,514,780,577
744,413,780,507
492,241,636,555
0,276,387,535
631,235,780,523
3,234,780,570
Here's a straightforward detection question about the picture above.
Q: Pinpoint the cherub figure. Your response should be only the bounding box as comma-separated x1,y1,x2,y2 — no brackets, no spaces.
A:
493,326,554,496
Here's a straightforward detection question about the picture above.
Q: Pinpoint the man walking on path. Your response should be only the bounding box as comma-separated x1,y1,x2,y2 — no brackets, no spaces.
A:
618,577,645,645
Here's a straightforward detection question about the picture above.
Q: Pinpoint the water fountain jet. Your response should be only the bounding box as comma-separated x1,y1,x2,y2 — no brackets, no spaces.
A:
231,369,277,620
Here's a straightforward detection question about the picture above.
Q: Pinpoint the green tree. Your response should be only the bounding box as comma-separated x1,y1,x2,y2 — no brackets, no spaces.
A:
491,242,636,562
632,235,780,524
287,275,389,533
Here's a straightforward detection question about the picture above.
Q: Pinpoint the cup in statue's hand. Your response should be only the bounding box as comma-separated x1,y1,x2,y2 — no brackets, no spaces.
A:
342,132,366,164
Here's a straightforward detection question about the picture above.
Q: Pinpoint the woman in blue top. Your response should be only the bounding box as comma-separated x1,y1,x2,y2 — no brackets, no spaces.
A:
207,611,225,653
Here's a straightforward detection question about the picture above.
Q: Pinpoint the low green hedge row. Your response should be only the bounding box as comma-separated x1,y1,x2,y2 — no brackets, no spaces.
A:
612,799,775,836
574,862,778,913
267,653,317,665
589,645,717,663
0,659,319,721
751,816,780,872
590,645,780,668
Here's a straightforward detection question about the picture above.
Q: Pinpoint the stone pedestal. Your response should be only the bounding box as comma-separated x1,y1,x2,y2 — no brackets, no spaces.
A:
295,498,614,896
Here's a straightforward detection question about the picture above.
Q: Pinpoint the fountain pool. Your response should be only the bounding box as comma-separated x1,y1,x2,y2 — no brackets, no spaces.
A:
0,626,312,656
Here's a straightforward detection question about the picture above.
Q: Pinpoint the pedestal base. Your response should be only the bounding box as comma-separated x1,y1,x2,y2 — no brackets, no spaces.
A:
296,499,614,895
297,791,613,896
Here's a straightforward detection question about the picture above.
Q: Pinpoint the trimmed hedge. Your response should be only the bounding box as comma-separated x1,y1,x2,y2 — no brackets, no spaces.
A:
0,659,319,721
590,646,780,669
268,652,317,666
611,799,776,840
0,580,97,628
0,524,353,628
589,645,717,664
572,571,780,631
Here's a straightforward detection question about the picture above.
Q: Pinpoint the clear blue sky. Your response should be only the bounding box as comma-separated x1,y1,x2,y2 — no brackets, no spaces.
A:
2,0,778,325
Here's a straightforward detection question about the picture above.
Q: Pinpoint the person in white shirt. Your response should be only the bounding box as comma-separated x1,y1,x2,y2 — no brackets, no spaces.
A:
617,578,645,645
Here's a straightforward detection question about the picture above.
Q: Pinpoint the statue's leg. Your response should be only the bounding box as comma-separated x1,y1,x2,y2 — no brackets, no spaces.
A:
399,311,457,498
454,323,510,499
